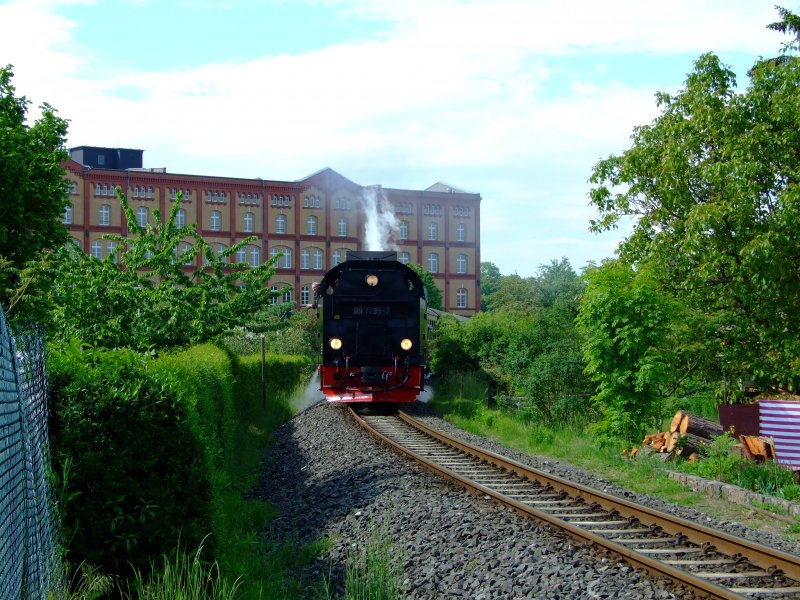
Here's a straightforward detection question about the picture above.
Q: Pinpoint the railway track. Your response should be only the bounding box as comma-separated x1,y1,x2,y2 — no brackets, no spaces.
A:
350,407,800,599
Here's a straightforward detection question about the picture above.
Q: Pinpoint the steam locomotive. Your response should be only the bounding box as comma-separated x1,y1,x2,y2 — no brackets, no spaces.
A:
316,250,431,403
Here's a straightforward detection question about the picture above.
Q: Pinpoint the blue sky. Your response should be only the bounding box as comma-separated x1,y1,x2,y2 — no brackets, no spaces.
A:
0,0,788,276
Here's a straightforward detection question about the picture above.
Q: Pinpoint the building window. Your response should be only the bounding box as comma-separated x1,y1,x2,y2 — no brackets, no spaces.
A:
181,243,193,266
99,204,110,226
301,249,310,270
456,288,467,309
217,244,227,264
243,212,254,233
301,285,310,305
97,155,105,166
271,246,292,269
332,250,341,266
136,206,148,227
335,197,352,210
210,210,221,231
270,284,279,304
313,249,323,270
283,288,292,303
428,252,438,273
62,205,72,224
250,246,260,267
276,214,286,234
428,222,437,241
176,208,186,229
398,251,409,265
236,247,247,264
399,220,408,241
456,253,467,274
307,215,317,235
338,217,348,237
106,242,116,263
91,240,102,259
457,222,466,242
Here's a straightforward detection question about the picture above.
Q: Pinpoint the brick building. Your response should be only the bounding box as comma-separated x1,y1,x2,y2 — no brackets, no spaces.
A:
62,146,481,316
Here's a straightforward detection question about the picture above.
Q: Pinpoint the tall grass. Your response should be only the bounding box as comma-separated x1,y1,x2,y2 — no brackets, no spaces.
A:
320,518,404,600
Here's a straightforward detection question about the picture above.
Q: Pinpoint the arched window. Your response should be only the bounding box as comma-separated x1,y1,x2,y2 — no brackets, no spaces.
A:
307,215,317,235
313,249,323,270
236,247,247,264
283,287,292,303
271,246,292,269
428,252,438,273
457,222,466,242
270,284,279,304
250,246,260,267
91,240,102,259
332,250,341,266
338,217,348,237
399,220,409,241
428,222,437,240
176,208,186,229
217,244,227,264
136,206,148,227
456,288,467,309
301,249,310,269
210,210,221,231
301,285,310,305
62,205,72,224
276,214,286,234
398,251,410,265
99,204,111,226
456,254,467,274
106,242,117,263
243,212,254,233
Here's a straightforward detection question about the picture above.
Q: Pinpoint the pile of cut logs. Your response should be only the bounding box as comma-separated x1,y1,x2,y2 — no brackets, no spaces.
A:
629,410,724,461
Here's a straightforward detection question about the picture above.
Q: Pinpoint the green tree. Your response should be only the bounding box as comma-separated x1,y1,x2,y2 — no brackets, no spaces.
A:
21,189,279,350
408,263,443,310
0,65,70,310
577,261,678,441
479,262,502,311
588,12,800,389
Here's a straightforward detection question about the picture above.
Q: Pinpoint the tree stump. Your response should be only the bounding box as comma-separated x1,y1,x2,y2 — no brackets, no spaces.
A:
670,410,687,434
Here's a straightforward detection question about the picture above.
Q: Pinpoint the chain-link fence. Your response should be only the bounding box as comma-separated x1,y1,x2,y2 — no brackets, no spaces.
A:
0,310,63,599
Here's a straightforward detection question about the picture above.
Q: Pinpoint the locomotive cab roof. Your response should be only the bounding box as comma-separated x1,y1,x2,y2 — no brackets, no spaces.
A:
317,250,427,300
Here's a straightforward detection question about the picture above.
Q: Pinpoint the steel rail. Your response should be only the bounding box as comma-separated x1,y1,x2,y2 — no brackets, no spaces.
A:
349,407,800,600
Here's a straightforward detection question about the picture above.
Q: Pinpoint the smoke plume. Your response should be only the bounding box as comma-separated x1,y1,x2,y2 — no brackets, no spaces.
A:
363,185,399,251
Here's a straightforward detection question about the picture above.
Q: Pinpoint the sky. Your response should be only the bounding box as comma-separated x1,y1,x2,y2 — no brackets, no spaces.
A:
0,0,788,277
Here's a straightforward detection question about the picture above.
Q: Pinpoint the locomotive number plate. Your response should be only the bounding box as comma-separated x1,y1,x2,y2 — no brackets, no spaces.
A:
352,306,391,316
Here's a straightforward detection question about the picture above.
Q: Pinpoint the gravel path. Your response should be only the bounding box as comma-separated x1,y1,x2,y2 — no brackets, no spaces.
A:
253,401,800,599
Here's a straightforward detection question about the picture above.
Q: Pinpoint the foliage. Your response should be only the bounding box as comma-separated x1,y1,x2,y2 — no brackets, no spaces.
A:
406,263,443,310
19,189,280,350
588,13,800,389
0,65,70,312
217,303,318,359
479,262,502,311
47,342,213,578
431,258,589,424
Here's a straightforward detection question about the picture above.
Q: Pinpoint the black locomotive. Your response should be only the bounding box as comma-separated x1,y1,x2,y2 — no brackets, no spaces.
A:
316,250,429,402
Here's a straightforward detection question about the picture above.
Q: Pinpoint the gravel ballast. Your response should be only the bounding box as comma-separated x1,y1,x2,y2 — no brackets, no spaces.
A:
253,401,799,598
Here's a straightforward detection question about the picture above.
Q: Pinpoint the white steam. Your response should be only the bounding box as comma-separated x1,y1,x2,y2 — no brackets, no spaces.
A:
363,185,399,251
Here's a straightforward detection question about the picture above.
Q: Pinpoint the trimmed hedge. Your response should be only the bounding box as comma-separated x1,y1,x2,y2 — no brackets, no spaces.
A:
48,343,213,576
48,340,312,579
231,352,312,415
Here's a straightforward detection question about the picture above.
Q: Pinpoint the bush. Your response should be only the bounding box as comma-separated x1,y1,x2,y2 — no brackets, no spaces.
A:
48,342,214,578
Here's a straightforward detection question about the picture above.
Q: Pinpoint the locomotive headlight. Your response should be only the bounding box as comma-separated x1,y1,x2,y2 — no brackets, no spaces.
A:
365,274,379,287
400,338,413,351
329,337,343,350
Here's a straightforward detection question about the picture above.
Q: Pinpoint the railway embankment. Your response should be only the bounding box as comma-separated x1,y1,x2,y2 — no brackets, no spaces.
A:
254,401,800,598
